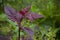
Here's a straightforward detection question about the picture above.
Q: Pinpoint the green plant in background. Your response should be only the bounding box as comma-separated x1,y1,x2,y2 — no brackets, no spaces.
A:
0,0,60,40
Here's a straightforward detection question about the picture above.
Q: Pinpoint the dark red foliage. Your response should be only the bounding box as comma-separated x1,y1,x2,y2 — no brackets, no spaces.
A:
4,5,44,40
25,12,44,21
4,5,44,22
23,27,34,36
4,5,23,22
19,5,31,16
4,5,23,40
21,27,34,40
19,5,44,21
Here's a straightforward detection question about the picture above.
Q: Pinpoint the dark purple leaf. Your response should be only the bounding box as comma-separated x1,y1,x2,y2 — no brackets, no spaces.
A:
0,35,10,40
25,12,44,21
26,36,33,40
20,27,34,40
23,27,34,36
22,36,33,40
21,36,26,40
19,5,31,16
4,5,23,22
20,27,34,36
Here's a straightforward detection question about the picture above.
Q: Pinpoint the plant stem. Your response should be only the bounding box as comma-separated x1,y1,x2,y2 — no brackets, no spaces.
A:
18,23,21,40
18,27,20,40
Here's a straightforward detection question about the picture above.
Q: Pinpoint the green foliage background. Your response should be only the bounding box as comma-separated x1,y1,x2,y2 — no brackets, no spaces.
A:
0,0,60,40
